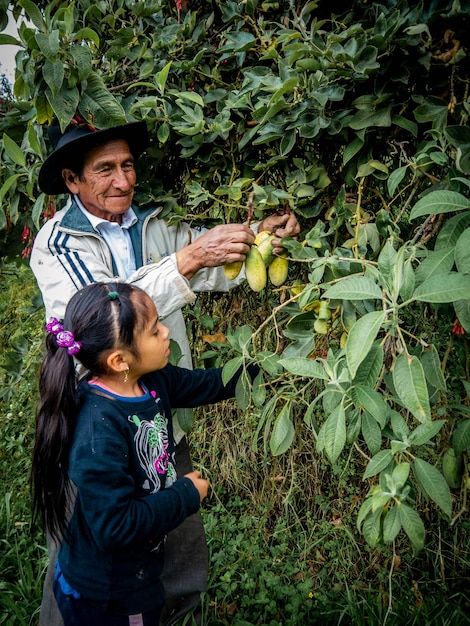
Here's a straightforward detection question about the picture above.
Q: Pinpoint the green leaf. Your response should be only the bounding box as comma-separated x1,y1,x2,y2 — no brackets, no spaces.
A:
413,458,452,518
454,228,470,274
71,28,100,48
409,420,446,446
155,61,172,95
346,311,385,379
454,299,470,333
36,31,60,60
349,107,392,130
318,403,346,464
413,273,470,303
415,248,455,285
378,239,397,281
363,449,394,480
362,507,382,547
393,354,430,422
251,370,266,407
354,384,389,427
409,190,470,220
2,134,26,167
42,59,64,99
48,85,80,130
435,212,470,251
398,503,425,555
270,402,295,456
0,173,23,202
323,276,382,300
279,357,328,380
420,345,446,392
387,165,408,197
361,410,382,455
383,505,401,543
79,74,127,128
235,370,252,411
18,0,47,32
452,419,470,456
353,342,384,387
222,356,244,385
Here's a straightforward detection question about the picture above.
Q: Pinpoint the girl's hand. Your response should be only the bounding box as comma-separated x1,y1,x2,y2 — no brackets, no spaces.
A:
185,470,210,502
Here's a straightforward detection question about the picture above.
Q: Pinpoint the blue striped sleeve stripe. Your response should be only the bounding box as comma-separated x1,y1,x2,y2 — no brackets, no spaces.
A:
47,225,95,288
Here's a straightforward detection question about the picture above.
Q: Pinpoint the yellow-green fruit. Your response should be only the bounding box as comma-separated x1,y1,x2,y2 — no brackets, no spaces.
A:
268,255,289,286
314,318,328,334
255,231,275,266
223,261,243,280
442,448,464,489
245,246,267,292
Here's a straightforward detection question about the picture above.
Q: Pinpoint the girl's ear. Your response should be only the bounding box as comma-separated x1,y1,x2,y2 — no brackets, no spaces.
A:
105,350,130,375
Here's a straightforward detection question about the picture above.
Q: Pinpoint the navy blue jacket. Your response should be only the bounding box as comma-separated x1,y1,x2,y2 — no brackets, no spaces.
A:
59,364,250,615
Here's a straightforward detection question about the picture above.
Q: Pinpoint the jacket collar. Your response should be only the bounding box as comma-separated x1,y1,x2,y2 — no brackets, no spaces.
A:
60,196,160,233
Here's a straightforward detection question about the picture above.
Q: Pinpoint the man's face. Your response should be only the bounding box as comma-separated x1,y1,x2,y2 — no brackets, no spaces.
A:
62,139,136,222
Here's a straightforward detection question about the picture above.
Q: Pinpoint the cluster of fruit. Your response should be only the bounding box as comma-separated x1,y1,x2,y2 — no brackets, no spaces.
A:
223,230,289,291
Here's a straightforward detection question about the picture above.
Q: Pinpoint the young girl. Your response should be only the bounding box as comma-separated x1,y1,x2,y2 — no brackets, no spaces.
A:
32,281,255,625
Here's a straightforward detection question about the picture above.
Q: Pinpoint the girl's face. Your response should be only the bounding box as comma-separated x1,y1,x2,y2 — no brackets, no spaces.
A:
131,296,170,375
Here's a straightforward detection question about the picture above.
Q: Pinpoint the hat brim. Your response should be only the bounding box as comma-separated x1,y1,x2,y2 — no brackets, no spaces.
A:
38,121,149,195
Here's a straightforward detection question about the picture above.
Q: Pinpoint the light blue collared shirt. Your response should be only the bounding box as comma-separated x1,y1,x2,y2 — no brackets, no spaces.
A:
74,195,138,278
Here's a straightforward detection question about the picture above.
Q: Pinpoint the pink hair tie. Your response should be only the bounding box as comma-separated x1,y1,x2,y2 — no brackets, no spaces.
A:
46,318,82,355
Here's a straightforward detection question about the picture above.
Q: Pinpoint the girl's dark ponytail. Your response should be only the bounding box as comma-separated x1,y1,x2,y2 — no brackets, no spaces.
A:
31,333,80,542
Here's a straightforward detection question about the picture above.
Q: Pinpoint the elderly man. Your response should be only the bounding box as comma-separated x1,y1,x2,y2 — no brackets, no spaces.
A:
30,116,299,625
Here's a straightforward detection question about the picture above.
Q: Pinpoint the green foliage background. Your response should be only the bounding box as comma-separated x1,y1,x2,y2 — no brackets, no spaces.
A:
1,0,470,623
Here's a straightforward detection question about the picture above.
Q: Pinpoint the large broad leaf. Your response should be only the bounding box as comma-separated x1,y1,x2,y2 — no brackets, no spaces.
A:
378,239,397,283
363,449,393,479
361,411,382,455
383,505,402,543
409,420,446,446
48,85,80,130
452,419,470,456
270,402,295,456
222,356,244,385
361,507,382,548
420,345,446,392
435,212,470,251
409,190,470,220
42,59,64,99
317,403,346,464
353,342,384,387
454,299,470,333
393,354,431,422
413,458,452,518
235,370,252,411
79,73,127,128
415,249,455,285
349,107,392,130
346,311,385,379
279,357,328,380
454,228,470,274
398,503,425,555
2,135,26,168
413,273,470,303
322,276,382,300
354,385,389,427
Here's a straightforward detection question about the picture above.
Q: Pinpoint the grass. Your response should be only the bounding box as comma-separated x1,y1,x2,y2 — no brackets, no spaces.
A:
0,263,469,625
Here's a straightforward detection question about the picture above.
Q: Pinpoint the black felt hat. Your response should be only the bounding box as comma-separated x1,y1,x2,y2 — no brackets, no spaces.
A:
38,117,149,195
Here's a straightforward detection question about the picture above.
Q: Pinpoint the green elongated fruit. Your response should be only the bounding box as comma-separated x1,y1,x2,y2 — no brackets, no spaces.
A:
245,246,267,292
255,231,275,266
268,254,288,286
223,261,243,280
442,448,464,489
